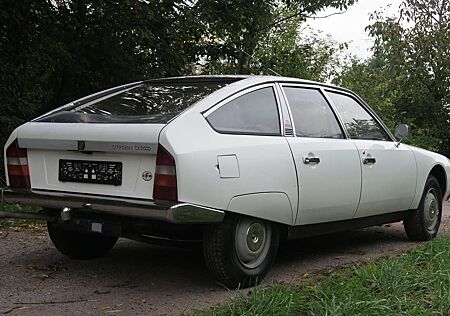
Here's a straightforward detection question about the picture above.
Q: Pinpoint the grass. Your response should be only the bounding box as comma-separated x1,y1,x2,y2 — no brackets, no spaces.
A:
0,203,43,228
1,176,42,227
198,234,450,316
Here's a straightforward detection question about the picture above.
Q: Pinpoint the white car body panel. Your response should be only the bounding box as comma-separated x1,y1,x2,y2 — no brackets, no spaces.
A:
352,140,417,217
228,192,293,225
3,75,450,227
408,145,450,207
286,137,362,225
159,109,298,225
3,128,19,178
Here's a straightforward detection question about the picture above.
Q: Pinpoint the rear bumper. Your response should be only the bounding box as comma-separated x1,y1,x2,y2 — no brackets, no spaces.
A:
0,188,225,224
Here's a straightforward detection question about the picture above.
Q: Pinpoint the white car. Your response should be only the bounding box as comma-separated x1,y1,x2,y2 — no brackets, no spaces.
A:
2,75,450,288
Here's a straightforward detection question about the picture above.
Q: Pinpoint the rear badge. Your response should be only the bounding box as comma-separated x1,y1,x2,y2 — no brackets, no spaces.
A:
78,140,86,151
142,171,153,181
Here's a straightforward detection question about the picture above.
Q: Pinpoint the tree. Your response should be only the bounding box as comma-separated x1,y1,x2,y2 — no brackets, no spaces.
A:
196,0,356,74
0,0,358,176
251,24,348,81
336,0,450,156
334,56,398,129
0,0,202,177
202,7,349,81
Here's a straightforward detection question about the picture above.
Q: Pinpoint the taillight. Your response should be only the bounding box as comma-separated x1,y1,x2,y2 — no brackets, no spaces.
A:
6,140,30,189
153,145,177,202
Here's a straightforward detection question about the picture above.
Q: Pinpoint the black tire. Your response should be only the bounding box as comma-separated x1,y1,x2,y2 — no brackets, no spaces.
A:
47,221,118,260
203,214,279,289
404,175,442,241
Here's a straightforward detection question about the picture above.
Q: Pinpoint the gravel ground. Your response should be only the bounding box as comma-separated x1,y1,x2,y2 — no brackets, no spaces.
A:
0,201,449,315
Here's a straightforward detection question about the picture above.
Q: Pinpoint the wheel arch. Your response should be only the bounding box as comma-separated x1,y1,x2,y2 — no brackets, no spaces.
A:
429,164,447,198
408,146,449,209
227,192,295,225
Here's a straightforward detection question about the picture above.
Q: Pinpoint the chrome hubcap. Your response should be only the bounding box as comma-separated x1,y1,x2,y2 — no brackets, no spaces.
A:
235,218,271,269
424,188,439,231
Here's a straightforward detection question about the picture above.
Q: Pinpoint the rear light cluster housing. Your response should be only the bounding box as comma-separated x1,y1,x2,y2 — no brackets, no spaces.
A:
153,145,178,202
6,140,30,189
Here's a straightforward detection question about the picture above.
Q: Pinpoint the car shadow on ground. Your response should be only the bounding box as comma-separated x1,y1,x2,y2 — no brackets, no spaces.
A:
13,224,411,292
279,224,409,257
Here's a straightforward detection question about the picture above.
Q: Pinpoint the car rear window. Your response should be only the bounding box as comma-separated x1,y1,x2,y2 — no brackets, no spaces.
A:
37,81,232,124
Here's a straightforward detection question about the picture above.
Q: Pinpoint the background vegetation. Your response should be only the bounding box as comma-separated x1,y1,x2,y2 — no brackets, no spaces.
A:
335,0,450,155
1,0,449,179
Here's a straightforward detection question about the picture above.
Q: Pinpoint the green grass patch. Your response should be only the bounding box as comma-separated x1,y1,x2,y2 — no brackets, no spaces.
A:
0,203,43,228
198,235,450,316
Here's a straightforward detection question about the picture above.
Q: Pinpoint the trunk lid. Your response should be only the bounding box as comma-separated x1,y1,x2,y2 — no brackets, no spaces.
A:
18,122,164,200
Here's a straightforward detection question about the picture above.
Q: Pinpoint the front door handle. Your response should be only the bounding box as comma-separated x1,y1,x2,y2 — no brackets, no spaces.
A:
303,156,320,164
362,157,376,164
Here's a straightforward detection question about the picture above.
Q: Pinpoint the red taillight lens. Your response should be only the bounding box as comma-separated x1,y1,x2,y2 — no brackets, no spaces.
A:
6,140,30,189
153,145,177,202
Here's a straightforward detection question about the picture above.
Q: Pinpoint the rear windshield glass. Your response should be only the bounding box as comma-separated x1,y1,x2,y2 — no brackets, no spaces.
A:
37,81,229,124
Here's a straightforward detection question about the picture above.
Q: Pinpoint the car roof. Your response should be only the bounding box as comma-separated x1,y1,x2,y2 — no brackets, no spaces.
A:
144,75,348,92
144,75,248,85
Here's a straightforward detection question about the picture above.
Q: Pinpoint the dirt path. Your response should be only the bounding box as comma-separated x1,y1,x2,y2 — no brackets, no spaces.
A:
1,201,449,315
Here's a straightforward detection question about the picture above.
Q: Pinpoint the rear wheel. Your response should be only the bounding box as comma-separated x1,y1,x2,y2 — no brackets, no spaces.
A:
404,175,442,241
203,214,279,288
47,221,118,260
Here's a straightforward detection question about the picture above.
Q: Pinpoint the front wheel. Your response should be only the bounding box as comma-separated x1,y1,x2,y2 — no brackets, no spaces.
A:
47,222,118,260
203,214,279,288
404,175,442,241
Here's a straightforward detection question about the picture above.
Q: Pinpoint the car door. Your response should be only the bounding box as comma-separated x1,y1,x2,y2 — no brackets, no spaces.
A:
326,90,417,217
278,84,362,225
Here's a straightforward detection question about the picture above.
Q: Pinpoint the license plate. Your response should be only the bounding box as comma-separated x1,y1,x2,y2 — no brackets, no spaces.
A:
59,159,122,186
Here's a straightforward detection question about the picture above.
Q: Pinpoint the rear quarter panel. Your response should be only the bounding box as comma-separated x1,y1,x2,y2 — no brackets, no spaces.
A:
159,110,298,225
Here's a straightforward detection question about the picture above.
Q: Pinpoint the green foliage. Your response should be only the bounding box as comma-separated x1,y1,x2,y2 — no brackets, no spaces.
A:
335,57,397,128
0,204,42,228
1,0,201,113
252,22,348,80
198,0,355,75
0,0,356,177
197,234,450,315
0,0,202,174
335,0,450,156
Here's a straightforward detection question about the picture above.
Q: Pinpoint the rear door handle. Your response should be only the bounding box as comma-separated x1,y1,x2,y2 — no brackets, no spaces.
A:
303,156,320,164
362,157,376,164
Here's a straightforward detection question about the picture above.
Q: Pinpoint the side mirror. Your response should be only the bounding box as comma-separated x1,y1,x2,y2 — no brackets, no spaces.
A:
394,124,409,147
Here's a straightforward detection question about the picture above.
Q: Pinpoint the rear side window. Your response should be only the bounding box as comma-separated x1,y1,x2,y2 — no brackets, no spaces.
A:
37,82,228,124
283,87,344,139
206,87,281,136
327,91,390,141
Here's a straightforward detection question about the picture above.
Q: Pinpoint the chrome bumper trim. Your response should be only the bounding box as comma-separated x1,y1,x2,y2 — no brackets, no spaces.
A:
0,188,225,224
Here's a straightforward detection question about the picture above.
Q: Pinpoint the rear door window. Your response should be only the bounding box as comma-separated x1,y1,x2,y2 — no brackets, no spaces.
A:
206,87,281,136
283,87,344,139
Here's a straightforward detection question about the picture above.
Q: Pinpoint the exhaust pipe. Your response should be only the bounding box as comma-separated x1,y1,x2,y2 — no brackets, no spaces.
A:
61,207,71,221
